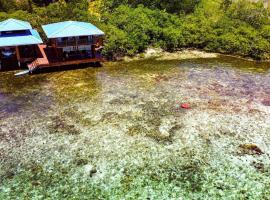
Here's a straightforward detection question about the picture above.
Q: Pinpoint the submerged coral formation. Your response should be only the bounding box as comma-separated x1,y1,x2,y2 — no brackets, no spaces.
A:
0,56,270,199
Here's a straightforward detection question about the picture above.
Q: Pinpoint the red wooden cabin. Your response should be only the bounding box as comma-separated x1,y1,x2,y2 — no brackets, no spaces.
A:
28,21,105,72
0,19,43,71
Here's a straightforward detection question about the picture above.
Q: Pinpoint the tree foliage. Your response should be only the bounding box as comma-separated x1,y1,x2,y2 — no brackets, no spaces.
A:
0,0,270,60
104,0,200,14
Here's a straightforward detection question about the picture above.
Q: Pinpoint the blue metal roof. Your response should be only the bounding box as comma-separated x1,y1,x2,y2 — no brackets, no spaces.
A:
42,21,105,38
0,18,32,32
0,29,43,47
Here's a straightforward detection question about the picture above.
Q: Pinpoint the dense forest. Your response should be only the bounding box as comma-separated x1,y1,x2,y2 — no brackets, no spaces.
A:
1,0,270,60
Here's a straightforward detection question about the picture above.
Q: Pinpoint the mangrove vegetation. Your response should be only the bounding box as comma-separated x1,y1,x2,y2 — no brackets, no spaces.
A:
1,0,270,60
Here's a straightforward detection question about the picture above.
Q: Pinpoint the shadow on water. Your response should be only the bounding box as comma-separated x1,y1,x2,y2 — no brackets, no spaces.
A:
0,91,55,120
0,72,48,93
0,70,54,119
0,62,27,72
32,63,102,75
0,62,106,120
0,94,23,119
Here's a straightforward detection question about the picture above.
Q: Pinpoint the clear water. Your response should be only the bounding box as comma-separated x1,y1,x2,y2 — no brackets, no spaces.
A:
0,56,270,198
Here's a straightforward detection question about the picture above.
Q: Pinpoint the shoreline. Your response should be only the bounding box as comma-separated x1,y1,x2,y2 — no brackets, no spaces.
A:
119,48,270,63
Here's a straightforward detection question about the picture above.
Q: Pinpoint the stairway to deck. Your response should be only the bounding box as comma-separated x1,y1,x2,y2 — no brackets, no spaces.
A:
28,45,49,72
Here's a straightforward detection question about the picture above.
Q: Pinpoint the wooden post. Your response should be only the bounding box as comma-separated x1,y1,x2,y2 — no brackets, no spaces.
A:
76,37,78,50
15,46,21,67
53,39,59,59
53,39,57,48
28,0,33,13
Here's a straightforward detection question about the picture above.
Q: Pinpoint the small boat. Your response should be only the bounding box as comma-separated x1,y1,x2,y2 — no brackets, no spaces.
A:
15,70,29,76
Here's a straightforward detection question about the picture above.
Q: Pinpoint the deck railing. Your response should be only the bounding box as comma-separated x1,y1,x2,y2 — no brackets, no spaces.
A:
57,39,92,47
78,39,92,45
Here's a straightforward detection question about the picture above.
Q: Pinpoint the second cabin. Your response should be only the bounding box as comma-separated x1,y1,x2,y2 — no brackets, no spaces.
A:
28,21,105,72
0,19,43,71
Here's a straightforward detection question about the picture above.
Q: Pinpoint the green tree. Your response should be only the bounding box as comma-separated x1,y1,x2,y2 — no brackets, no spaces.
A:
227,0,270,28
104,0,200,14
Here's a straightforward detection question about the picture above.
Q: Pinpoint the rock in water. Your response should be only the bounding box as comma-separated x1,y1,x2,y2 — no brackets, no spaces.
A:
239,144,264,155
158,116,176,139
262,99,270,106
84,164,97,177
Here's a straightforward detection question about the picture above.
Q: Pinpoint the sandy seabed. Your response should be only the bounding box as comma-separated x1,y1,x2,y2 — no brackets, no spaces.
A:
0,55,270,199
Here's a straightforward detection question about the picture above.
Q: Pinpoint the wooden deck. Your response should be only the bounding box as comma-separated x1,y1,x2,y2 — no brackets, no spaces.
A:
28,45,103,72
46,57,103,67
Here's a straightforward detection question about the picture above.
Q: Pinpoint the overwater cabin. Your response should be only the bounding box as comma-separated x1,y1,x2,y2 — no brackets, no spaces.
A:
0,19,43,71
27,21,105,72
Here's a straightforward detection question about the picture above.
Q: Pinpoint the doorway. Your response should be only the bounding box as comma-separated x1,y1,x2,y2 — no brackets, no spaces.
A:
0,48,19,71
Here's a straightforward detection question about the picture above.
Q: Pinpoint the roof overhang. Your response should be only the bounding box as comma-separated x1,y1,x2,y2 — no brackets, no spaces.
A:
42,21,105,39
0,18,32,32
0,29,43,47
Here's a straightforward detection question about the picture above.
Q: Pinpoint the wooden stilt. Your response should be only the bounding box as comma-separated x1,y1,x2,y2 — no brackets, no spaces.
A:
15,46,21,67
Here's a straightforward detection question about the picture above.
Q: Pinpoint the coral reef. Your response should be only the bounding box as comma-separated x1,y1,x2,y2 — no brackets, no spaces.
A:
0,56,270,199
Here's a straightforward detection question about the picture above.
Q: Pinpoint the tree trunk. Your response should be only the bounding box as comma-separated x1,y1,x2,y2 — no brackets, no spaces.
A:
28,0,33,13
